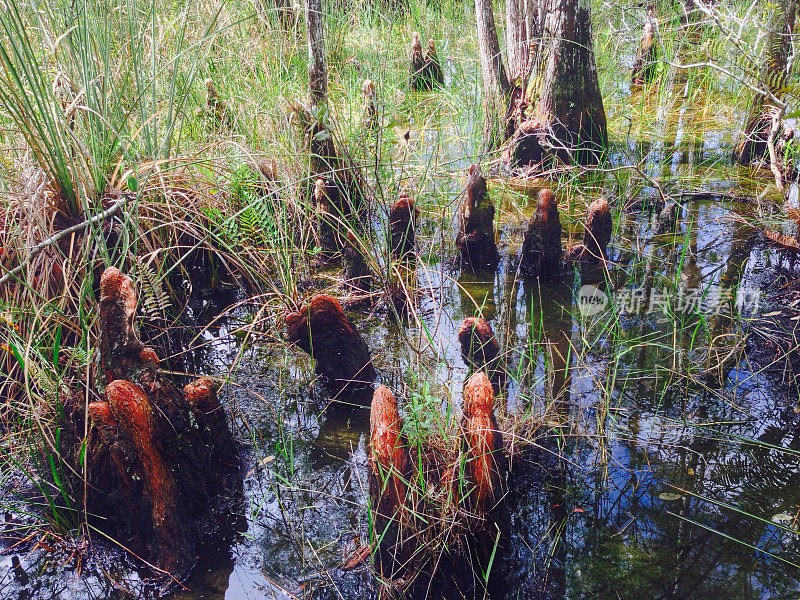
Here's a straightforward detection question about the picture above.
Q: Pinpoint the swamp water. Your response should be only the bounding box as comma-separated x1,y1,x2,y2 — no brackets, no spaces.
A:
4,63,800,600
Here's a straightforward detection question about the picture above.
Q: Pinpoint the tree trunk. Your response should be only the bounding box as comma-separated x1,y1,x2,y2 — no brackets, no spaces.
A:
734,0,797,165
505,0,607,168
504,0,538,84
306,0,327,109
475,0,512,145
536,0,607,162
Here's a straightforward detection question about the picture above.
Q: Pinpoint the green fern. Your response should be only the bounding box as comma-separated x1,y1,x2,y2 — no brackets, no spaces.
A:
133,259,170,320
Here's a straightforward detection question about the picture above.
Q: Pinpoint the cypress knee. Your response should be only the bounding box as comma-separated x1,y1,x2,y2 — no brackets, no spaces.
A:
423,39,444,87
566,197,612,264
461,372,506,516
520,188,562,278
409,32,426,91
85,267,240,585
458,317,504,387
285,294,376,395
456,166,499,272
389,193,419,260
369,385,411,579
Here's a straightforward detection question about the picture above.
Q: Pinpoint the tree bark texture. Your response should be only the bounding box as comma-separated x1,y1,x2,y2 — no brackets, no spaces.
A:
306,0,327,109
506,0,608,168
505,0,538,84
476,0,512,145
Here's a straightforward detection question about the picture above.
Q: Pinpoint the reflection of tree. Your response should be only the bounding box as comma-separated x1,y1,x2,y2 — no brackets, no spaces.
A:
520,278,573,410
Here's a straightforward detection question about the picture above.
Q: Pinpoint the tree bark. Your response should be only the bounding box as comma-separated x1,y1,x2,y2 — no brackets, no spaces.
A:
306,0,327,109
505,0,607,168
476,0,512,145
505,0,538,84
534,0,607,162
734,0,797,165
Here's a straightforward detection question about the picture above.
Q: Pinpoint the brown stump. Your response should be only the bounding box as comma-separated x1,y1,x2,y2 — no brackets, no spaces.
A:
519,188,562,278
409,32,426,91
631,13,657,86
423,39,444,87
314,177,351,259
456,166,499,272
368,385,411,580
566,197,612,264
85,267,239,584
458,317,503,387
285,294,376,395
343,231,373,292
461,372,506,516
389,193,419,260
362,79,378,130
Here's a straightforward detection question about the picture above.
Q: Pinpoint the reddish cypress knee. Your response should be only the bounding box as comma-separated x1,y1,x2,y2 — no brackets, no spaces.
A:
369,385,410,520
285,294,376,395
461,372,506,516
368,385,411,580
84,267,240,584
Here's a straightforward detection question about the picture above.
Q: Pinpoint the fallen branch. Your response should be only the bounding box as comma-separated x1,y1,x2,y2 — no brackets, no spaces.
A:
0,194,135,289
767,107,786,193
